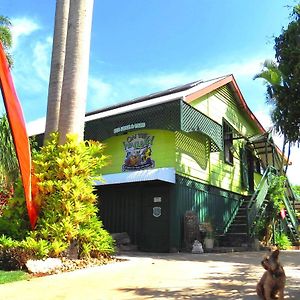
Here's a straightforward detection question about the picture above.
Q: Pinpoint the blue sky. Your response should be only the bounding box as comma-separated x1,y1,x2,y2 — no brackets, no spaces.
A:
1,0,300,184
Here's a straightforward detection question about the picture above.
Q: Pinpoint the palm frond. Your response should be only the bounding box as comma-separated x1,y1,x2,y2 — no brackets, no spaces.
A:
253,59,282,86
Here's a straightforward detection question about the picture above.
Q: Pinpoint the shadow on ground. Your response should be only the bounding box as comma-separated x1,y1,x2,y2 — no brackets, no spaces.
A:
118,251,300,299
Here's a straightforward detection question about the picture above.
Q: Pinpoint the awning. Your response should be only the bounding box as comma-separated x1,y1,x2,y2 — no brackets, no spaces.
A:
248,131,286,170
94,167,176,185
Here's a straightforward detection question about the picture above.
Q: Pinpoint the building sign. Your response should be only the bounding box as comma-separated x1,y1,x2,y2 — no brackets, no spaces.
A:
122,133,155,171
153,197,162,203
114,122,146,134
153,207,161,217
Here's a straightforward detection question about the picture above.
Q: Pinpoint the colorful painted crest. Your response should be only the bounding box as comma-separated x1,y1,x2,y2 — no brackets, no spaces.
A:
122,133,155,171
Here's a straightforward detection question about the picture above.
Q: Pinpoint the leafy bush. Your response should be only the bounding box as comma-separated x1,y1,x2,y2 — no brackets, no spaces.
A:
32,133,115,258
275,232,292,250
0,133,114,270
268,175,286,213
0,181,30,240
0,235,33,270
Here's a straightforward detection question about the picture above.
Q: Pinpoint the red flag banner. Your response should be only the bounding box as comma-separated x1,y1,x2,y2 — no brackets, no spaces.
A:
0,42,38,229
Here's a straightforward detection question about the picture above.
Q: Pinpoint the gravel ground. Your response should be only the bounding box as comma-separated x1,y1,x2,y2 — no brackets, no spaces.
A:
0,250,299,300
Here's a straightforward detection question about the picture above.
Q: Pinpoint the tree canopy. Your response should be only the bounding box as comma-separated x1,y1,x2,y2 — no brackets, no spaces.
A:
273,5,300,145
255,5,300,146
0,16,13,67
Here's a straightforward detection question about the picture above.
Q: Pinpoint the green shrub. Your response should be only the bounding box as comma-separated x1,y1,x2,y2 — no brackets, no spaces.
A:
268,175,286,213
32,133,115,258
0,133,114,269
0,236,33,270
275,232,292,250
0,182,30,240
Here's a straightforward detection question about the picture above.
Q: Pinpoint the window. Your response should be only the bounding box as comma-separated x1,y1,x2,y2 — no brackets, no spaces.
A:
254,156,262,174
223,120,233,164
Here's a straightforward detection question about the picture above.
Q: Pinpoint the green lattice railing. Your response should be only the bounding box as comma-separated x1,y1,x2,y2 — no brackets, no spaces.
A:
282,182,300,242
247,166,276,236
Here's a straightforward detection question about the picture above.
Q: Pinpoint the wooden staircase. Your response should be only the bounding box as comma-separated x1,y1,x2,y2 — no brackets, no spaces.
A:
218,198,250,247
218,166,300,247
282,182,300,245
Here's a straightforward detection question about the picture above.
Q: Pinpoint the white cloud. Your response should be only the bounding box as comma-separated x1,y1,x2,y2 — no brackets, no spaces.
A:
32,37,52,82
11,17,40,49
9,19,51,117
126,56,267,94
87,77,114,111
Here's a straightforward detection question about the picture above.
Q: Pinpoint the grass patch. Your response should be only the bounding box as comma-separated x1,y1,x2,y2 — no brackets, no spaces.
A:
0,270,30,284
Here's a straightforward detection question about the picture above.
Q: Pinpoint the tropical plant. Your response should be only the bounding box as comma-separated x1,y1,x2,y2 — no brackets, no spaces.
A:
274,232,292,250
273,4,300,146
0,114,19,215
292,185,300,200
0,133,114,269
0,180,30,240
253,60,291,173
0,15,13,67
31,133,114,258
0,114,19,185
257,175,287,246
254,4,300,172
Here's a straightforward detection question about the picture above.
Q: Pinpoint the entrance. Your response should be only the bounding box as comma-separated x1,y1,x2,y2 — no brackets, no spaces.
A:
140,185,170,252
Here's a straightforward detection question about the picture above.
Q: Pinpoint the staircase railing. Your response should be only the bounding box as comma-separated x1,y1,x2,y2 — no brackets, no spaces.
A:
247,166,276,236
221,198,245,235
282,180,300,242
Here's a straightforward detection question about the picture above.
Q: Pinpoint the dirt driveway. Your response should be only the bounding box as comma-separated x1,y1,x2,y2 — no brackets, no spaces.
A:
1,251,299,299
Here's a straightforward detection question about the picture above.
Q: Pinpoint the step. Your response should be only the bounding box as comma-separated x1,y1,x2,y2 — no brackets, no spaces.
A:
218,232,249,247
234,215,247,220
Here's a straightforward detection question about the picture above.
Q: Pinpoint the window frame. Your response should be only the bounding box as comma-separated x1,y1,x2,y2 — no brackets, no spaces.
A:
222,119,234,165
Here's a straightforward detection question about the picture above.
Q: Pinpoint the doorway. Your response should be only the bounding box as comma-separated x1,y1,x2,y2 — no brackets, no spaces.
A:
140,185,170,252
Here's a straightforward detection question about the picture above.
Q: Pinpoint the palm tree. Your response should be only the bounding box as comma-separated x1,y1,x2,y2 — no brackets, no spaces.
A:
0,16,13,67
0,18,17,187
0,114,19,188
57,0,94,144
44,0,70,142
254,59,291,173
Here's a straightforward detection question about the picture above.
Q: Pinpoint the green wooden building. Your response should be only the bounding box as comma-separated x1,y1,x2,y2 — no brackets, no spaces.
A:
81,74,299,252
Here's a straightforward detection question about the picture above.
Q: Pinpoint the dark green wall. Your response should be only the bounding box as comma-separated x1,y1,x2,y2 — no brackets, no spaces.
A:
170,175,243,250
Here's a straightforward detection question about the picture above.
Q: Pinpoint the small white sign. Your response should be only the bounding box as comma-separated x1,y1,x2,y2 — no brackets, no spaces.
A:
153,197,161,203
113,122,146,134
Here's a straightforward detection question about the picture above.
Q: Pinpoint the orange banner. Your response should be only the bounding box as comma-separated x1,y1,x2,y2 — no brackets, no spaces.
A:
0,42,38,229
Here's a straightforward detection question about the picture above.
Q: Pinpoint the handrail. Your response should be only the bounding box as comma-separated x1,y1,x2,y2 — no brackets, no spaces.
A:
285,178,298,210
282,181,300,240
247,166,275,210
221,198,244,235
247,166,276,236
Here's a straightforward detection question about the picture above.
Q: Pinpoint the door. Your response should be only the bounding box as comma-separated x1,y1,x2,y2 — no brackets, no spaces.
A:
140,185,170,252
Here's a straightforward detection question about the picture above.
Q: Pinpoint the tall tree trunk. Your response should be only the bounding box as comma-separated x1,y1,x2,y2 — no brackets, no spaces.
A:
58,0,94,144
44,0,70,143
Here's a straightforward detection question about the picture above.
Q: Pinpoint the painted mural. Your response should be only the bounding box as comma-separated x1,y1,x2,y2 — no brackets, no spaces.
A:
122,133,155,171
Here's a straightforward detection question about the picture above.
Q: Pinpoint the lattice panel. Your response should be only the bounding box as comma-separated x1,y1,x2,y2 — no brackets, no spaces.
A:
85,100,181,141
175,131,209,170
181,101,223,151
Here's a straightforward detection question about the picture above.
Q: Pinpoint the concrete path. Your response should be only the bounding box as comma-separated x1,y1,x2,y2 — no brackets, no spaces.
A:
0,251,299,300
